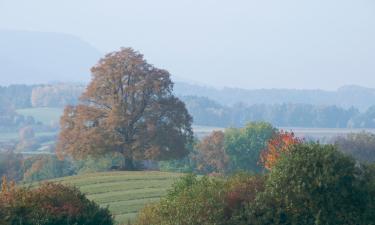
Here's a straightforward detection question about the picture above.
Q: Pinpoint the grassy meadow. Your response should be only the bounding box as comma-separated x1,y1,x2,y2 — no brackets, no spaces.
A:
44,171,183,224
16,107,63,125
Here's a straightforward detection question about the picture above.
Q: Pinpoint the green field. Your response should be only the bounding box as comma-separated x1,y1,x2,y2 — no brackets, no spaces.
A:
46,171,183,224
16,107,64,125
0,131,57,141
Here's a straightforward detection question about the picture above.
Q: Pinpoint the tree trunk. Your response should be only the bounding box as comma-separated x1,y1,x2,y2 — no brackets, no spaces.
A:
121,154,136,171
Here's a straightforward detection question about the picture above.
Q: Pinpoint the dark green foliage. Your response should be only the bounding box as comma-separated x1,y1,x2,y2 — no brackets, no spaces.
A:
134,173,266,225
134,174,227,225
237,144,375,225
225,122,276,173
136,144,375,225
0,182,114,225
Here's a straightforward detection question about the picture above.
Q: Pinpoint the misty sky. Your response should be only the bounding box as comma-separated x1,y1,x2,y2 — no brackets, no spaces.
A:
0,0,374,90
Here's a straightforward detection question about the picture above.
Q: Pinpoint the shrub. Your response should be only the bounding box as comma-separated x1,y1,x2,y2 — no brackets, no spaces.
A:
134,173,265,225
134,174,227,225
224,173,265,222
238,144,375,225
136,143,375,225
0,181,114,225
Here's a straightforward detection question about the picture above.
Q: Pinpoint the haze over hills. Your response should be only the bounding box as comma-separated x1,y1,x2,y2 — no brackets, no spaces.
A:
0,30,101,85
174,83,375,111
1,0,375,89
1,30,375,110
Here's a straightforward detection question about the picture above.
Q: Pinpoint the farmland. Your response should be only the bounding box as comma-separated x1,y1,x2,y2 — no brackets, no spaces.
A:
14,107,375,141
16,107,63,125
44,171,183,224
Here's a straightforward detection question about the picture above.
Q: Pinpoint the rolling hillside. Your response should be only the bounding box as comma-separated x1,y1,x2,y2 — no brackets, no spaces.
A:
0,30,101,85
45,171,183,224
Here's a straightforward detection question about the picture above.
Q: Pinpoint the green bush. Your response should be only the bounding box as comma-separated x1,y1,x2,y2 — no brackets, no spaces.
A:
134,173,266,225
237,144,375,225
225,122,276,173
134,174,227,225
136,143,375,225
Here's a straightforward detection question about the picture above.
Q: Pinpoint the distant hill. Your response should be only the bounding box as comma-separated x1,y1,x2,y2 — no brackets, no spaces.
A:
174,83,375,111
0,30,102,85
0,30,374,110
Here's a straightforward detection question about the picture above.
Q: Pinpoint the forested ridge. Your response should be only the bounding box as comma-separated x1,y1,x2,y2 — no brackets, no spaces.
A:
1,84,375,128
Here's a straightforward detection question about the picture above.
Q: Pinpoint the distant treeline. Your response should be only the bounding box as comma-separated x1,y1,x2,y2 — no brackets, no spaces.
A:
1,84,375,128
0,96,37,131
181,96,375,128
0,85,35,108
175,83,375,110
0,84,84,108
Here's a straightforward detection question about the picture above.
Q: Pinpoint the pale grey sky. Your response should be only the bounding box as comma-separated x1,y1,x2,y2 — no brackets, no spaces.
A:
0,0,374,89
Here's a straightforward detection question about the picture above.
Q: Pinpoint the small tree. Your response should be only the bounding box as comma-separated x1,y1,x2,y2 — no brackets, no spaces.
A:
260,131,301,170
196,131,229,174
57,48,193,170
225,122,276,172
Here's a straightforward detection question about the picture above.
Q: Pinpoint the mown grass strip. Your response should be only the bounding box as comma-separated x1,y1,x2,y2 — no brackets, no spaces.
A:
40,171,183,224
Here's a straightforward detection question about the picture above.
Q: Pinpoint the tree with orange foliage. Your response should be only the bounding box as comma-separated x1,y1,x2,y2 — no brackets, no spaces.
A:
1,176,7,193
196,131,229,174
57,48,193,170
260,131,301,170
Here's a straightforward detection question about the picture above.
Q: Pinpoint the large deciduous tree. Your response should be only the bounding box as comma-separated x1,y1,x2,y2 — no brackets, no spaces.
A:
57,48,193,170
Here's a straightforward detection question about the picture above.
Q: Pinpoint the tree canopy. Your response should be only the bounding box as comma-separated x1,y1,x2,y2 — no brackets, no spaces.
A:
243,144,375,225
57,48,193,169
225,122,276,172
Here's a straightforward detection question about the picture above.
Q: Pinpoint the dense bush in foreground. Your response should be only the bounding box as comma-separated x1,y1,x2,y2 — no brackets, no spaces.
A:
135,173,265,225
0,181,114,225
135,144,375,225
237,144,375,225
